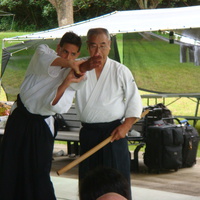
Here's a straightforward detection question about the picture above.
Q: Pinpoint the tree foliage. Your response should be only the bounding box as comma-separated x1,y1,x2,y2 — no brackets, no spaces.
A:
0,0,57,31
136,0,162,9
74,0,138,21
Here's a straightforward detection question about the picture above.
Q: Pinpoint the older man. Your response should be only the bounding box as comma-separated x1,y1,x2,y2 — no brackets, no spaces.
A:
75,28,143,191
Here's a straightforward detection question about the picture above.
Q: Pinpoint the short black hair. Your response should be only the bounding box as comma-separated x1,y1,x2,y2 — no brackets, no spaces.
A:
59,32,82,52
79,166,130,200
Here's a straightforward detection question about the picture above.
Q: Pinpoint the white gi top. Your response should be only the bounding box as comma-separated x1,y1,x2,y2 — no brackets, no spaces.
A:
75,57,143,123
19,44,80,116
12,44,83,135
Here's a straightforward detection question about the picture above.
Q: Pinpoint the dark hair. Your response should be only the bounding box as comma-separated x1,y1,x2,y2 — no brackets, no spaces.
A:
79,167,130,200
87,28,111,41
59,32,82,52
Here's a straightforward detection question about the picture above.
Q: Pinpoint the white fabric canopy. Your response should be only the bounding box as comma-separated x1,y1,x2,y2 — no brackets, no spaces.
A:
3,5,200,42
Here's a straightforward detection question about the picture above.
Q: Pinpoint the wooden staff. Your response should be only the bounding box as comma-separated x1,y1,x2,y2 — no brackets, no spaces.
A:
57,109,149,175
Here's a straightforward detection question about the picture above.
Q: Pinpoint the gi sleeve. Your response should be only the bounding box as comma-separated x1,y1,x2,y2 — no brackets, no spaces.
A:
25,44,60,77
120,66,143,119
49,87,75,114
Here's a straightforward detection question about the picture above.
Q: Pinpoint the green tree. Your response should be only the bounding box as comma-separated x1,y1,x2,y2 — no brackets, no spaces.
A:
74,0,138,21
136,0,162,9
0,0,57,31
135,0,195,9
160,0,199,8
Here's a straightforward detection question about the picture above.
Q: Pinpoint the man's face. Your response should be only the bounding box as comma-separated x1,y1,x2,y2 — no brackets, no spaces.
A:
87,33,111,64
56,43,80,60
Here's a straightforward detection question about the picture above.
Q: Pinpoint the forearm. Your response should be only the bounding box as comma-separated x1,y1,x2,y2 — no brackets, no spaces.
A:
122,117,137,132
51,57,73,68
52,82,70,105
52,58,87,78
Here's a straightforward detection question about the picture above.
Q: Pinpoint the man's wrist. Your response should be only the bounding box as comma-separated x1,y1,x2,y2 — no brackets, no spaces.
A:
79,62,86,73
74,71,82,78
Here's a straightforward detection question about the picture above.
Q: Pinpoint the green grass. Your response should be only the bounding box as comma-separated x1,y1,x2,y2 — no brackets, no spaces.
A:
120,33,200,93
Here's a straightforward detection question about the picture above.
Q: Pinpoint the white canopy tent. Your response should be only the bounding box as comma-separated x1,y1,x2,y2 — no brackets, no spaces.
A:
1,6,200,100
2,5,200,43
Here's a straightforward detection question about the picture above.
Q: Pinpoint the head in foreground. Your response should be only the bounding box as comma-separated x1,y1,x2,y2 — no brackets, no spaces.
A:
79,166,130,200
96,192,127,200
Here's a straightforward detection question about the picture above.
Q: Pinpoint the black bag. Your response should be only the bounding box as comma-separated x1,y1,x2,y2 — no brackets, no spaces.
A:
145,103,174,125
53,113,70,131
182,122,199,167
155,103,173,122
144,124,184,173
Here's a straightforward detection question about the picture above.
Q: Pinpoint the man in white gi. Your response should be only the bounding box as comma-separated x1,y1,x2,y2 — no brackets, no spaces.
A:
76,28,143,198
0,32,101,200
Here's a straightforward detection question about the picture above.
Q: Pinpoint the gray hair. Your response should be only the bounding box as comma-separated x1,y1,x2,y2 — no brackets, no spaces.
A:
87,28,111,41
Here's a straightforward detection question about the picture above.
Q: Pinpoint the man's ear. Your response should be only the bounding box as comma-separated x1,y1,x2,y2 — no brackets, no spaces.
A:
56,44,60,53
108,40,111,50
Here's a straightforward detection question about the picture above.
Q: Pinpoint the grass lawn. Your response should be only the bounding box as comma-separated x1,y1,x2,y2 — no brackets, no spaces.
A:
118,33,200,93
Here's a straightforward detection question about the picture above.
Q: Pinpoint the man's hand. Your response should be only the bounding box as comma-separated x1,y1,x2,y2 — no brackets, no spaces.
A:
110,124,130,142
110,117,137,142
80,54,102,73
69,60,85,77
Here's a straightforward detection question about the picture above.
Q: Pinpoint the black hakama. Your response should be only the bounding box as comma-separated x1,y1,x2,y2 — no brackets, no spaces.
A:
79,120,131,185
0,96,56,200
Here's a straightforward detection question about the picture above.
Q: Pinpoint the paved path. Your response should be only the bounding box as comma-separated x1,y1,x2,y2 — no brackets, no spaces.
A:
51,143,200,199
51,176,200,200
